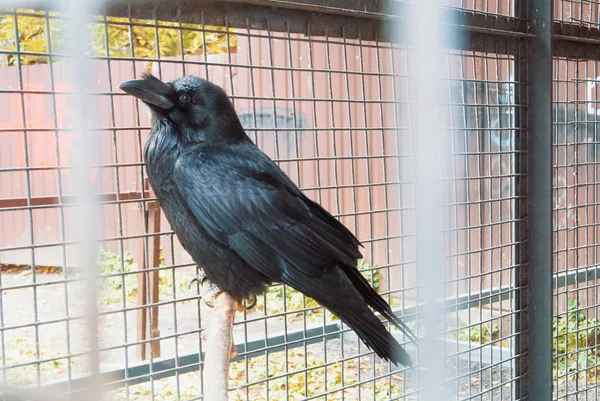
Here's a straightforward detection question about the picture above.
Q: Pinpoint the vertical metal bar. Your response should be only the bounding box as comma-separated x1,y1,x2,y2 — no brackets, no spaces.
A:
146,12,162,381
405,0,446,399
12,12,42,387
305,23,320,397
514,28,528,401
136,237,148,360
198,12,209,398
517,0,553,399
146,185,162,358
324,28,341,385
99,10,131,395
172,11,186,400
44,9,74,388
61,0,101,399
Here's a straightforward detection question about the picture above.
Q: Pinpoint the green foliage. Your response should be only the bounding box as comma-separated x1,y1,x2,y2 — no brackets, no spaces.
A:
357,258,382,291
447,322,498,345
390,296,600,386
0,336,86,386
0,9,236,66
97,248,188,306
553,298,600,382
97,248,138,304
96,251,382,313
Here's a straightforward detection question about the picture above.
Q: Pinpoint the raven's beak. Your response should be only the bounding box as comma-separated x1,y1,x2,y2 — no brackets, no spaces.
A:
120,75,174,110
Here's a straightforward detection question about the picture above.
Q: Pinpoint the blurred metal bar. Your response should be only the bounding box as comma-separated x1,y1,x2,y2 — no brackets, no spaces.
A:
406,0,446,399
522,0,554,400
58,0,102,399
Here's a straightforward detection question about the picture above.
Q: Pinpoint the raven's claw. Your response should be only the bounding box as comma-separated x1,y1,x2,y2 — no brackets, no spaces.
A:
188,273,209,290
188,273,221,308
188,273,256,310
201,282,223,308
245,294,257,310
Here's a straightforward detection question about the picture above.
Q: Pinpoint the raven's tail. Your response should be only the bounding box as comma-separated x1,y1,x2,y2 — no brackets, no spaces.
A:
284,267,414,367
343,266,418,344
333,300,414,367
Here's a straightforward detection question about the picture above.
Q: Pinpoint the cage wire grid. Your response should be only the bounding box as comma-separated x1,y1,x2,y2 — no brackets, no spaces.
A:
0,0,597,400
554,4,600,401
0,0,529,400
552,54,600,401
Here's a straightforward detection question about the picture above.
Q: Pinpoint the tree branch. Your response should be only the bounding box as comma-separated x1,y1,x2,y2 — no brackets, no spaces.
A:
202,291,237,401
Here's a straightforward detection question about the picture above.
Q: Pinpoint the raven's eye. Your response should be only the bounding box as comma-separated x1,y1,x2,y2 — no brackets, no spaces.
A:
179,94,191,104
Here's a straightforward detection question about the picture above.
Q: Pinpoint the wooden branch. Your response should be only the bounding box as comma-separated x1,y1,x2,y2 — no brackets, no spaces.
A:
136,179,161,361
202,291,237,401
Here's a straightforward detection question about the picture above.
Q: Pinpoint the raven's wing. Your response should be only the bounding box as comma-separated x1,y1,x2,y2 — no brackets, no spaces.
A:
173,142,418,348
172,142,362,281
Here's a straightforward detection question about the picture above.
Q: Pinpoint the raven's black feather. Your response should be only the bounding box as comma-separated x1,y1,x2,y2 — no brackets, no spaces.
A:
120,74,417,366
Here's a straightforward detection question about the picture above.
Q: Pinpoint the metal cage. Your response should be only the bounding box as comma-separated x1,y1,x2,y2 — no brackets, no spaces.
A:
0,1,599,400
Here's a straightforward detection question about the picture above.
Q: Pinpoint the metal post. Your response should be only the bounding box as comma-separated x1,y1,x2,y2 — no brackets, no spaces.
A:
405,0,446,399
519,0,553,399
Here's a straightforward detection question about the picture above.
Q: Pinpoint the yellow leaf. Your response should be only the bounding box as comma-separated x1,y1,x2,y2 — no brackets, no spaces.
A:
0,10,237,66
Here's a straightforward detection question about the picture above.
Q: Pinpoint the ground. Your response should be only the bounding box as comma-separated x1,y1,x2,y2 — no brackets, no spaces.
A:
0,267,597,400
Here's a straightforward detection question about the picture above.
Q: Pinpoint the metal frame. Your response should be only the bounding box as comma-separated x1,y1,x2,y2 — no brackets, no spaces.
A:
100,0,600,57
520,1,553,400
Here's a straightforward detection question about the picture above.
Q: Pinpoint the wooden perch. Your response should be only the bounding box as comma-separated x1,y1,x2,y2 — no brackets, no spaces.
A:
202,291,239,401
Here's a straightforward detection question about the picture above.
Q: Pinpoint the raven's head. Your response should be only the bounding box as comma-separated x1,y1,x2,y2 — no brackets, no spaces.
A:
120,74,246,142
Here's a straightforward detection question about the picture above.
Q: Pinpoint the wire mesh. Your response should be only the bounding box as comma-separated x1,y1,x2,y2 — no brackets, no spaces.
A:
444,0,517,16
552,55,600,401
553,7,600,398
0,0,597,400
555,0,600,25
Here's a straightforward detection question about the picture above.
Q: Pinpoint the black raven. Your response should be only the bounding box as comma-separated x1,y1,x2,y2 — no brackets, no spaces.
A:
120,74,417,366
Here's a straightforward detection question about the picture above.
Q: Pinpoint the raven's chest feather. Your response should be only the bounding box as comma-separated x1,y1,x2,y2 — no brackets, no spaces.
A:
143,128,191,233
144,127,179,188
142,126,272,298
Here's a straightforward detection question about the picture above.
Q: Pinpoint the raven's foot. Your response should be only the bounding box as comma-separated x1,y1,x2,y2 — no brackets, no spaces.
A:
189,273,257,310
188,273,222,308
233,294,257,312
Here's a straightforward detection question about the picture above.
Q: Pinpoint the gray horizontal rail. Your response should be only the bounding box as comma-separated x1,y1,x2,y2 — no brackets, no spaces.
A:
105,0,525,55
26,286,513,392
553,264,600,289
14,264,596,392
341,332,514,368
24,322,345,395
108,1,600,59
